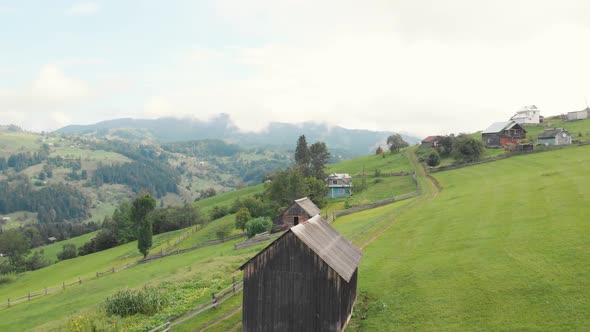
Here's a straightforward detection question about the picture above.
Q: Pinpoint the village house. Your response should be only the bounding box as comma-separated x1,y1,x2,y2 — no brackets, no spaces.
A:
482,121,527,147
325,173,353,198
274,197,321,231
510,105,541,124
537,128,572,146
375,146,384,155
567,108,589,121
240,215,362,332
420,136,442,148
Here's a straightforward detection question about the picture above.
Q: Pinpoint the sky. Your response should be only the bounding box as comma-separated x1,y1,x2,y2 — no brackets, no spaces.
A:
2,0,590,137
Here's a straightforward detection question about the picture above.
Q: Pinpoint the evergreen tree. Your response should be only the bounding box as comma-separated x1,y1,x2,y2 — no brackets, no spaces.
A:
132,193,156,258
309,142,330,180
295,135,311,175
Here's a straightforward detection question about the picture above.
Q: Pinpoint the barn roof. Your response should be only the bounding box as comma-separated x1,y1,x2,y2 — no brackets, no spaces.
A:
482,121,526,134
239,215,363,282
293,197,321,217
421,136,441,143
538,128,569,139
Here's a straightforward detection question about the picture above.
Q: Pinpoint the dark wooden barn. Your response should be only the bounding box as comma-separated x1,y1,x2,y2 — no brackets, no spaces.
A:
482,120,527,147
240,215,363,332
274,197,321,231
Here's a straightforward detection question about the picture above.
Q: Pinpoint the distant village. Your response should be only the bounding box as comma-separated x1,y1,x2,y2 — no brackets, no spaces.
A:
420,105,590,150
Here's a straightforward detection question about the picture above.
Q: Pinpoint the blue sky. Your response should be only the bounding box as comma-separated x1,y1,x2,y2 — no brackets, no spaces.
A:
2,1,590,136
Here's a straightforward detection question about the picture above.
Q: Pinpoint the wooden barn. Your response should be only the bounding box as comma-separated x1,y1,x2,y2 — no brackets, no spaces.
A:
482,121,527,147
240,215,363,332
274,197,321,231
420,135,442,148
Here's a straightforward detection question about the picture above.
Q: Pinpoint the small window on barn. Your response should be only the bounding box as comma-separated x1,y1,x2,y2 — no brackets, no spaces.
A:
293,216,299,225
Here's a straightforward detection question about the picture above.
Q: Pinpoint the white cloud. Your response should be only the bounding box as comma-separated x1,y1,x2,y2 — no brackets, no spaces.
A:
30,64,91,102
143,96,174,118
65,2,100,16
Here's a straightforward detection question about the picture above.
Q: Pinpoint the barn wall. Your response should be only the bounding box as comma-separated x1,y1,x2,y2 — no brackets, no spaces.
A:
482,133,501,147
276,205,310,230
242,232,357,332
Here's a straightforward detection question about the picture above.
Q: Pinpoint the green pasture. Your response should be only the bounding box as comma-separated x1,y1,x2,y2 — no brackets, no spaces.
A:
193,184,264,216
327,151,412,176
50,147,130,163
175,214,243,250
29,232,97,264
0,131,40,156
351,145,590,331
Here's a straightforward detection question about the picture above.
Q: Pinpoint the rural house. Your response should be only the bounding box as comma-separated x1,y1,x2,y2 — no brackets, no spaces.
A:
325,173,353,198
537,128,572,146
274,197,321,231
240,215,362,332
482,121,527,147
567,107,589,121
420,135,442,148
510,105,541,124
375,146,384,155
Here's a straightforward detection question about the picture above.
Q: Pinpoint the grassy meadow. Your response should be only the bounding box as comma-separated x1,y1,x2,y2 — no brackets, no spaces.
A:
193,184,264,216
350,145,590,331
327,151,412,176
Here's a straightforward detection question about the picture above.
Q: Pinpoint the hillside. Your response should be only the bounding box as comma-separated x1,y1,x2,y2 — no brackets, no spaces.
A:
352,145,590,330
55,114,420,158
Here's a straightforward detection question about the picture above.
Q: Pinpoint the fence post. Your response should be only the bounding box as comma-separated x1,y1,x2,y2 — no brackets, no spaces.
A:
96,271,99,278
45,287,48,295
112,267,115,273
232,276,236,295
212,292,217,308
62,281,65,290
79,277,82,284
7,298,9,307
160,248,163,256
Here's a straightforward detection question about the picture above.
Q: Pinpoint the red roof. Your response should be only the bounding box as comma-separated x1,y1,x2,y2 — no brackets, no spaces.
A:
422,136,441,143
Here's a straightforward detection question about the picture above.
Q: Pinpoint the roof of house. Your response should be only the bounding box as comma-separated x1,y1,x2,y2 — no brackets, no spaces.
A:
568,108,590,114
518,105,538,112
327,173,351,179
538,128,569,139
482,121,526,134
421,136,441,143
293,197,321,217
239,215,362,282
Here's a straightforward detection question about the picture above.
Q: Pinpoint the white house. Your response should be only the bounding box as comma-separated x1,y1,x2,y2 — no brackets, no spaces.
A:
567,107,589,121
510,105,541,124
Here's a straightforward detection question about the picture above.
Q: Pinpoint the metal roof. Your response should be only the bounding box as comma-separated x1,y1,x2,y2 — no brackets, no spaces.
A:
291,215,362,282
294,197,321,217
482,121,512,134
538,128,569,139
421,135,441,143
239,215,363,283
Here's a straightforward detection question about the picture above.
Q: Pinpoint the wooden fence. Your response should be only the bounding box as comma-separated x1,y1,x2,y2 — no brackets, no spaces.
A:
1,229,244,309
148,277,244,332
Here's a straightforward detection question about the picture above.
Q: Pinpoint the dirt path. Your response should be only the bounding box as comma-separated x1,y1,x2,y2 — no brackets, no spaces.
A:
359,149,440,250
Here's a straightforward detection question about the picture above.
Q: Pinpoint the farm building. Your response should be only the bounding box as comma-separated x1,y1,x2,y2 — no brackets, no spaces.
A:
538,128,572,146
420,135,442,148
567,108,589,121
510,105,541,124
375,146,384,155
325,173,353,198
240,215,362,332
274,197,321,231
482,121,527,147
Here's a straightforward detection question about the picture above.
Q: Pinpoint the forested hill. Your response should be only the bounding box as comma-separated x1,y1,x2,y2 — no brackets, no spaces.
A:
55,114,420,158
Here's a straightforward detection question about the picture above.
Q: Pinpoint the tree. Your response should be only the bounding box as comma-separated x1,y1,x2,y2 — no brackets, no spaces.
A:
57,243,77,260
215,223,233,242
309,142,330,180
245,217,273,238
295,135,311,175
132,193,156,258
451,136,485,163
235,207,252,231
386,134,409,153
426,151,441,167
0,229,30,271
436,135,455,157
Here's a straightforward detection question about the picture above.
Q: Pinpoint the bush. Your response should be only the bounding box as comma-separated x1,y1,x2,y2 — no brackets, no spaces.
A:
235,207,251,231
104,287,168,317
373,177,384,184
451,136,484,163
245,217,273,238
426,151,441,167
374,169,382,177
26,250,51,271
0,273,16,285
209,205,229,220
215,223,233,241
57,243,77,261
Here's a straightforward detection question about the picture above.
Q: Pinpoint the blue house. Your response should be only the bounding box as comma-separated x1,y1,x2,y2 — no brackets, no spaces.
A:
326,173,353,198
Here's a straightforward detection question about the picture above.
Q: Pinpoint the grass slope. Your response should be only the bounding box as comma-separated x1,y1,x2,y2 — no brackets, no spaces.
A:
327,152,412,176
193,184,263,216
352,145,590,331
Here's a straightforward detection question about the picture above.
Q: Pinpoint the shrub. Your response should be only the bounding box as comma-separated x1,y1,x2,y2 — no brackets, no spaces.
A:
26,250,51,271
245,217,273,238
235,207,251,231
104,287,168,317
57,243,77,261
426,151,441,167
374,169,382,177
373,177,384,184
209,205,229,220
215,223,233,241
0,273,16,285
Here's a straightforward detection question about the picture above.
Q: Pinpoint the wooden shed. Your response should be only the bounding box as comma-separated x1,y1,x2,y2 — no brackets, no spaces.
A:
482,121,527,147
240,215,363,332
538,128,572,146
274,197,321,231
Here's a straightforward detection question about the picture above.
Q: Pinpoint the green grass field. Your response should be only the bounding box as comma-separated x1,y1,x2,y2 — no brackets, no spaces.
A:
351,145,590,331
0,131,41,156
30,232,97,264
327,151,412,176
193,184,264,216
